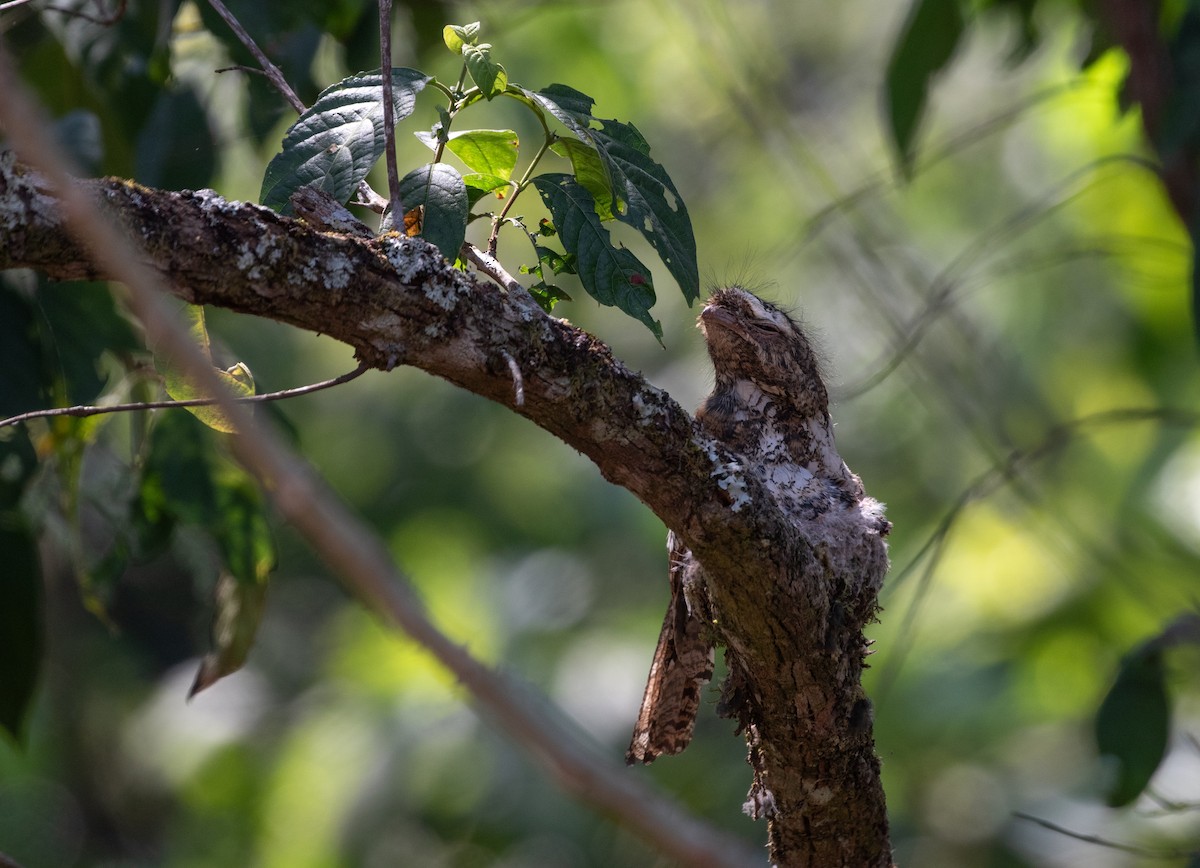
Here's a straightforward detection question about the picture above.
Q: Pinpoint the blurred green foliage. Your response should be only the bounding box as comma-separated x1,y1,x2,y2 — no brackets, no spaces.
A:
3,0,1200,866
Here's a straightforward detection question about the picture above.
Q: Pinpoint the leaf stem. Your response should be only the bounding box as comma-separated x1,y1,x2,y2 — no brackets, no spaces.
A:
488,131,556,255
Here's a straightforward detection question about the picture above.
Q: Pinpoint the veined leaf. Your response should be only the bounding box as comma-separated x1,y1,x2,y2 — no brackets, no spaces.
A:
443,21,480,53
463,172,511,206
532,174,661,340
524,86,698,305
446,130,519,179
390,163,469,261
261,68,431,213
463,43,507,100
550,138,614,220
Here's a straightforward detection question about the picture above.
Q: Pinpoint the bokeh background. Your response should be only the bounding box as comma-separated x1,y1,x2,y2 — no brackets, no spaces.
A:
3,0,1200,865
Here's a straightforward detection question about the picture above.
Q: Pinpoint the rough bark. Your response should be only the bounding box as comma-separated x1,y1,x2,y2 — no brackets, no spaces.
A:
0,153,892,866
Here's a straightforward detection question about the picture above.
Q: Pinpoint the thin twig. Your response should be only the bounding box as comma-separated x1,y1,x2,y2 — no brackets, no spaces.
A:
0,43,758,868
874,406,1200,703
0,363,369,429
204,0,304,114
1013,811,1197,859
378,0,402,213
461,241,541,314
36,0,126,25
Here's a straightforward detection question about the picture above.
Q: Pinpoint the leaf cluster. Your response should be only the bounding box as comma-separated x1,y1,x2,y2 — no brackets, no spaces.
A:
259,21,699,339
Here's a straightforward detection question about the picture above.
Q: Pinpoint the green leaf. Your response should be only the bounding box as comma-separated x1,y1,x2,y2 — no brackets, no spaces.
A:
190,472,274,697
391,163,469,261
885,0,966,177
1094,645,1171,807
532,174,661,340
160,306,256,434
527,281,573,312
443,21,481,53
445,130,519,179
190,571,269,697
261,68,431,214
0,524,41,742
137,411,275,695
524,86,699,305
463,172,512,206
550,138,615,220
463,43,507,100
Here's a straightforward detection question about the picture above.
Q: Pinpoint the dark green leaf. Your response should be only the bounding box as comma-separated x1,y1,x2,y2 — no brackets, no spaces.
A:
463,43,507,100
536,245,577,276
525,87,699,305
591,120,698,304
885,0,966,177
531,83,596,124
138,411,220,528
532,174,661,340
189,570,269,697
261,68,431,213
393,163,469,261
190,472,274,697
1094,646,1170,807
0,524,41,742
527,281,573,312
0,280,48,417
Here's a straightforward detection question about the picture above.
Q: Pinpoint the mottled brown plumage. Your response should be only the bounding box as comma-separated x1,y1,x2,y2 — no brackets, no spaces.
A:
626,286,887,765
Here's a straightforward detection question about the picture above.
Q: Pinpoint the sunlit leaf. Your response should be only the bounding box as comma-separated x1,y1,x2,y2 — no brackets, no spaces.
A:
463,172,511,206
532,173,661,340
444,130,519,179
443,21,480,53
463,44,507,100
261,68,431,213
1094,645,1170,807
884,0,966,177
550,138,614,220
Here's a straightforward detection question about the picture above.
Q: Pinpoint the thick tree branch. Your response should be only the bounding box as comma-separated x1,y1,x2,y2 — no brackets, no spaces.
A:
1,117,892,867
0,56,761,866
0,153,780,579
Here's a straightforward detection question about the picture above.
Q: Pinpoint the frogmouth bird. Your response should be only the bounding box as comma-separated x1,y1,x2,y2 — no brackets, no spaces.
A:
626,286,888,764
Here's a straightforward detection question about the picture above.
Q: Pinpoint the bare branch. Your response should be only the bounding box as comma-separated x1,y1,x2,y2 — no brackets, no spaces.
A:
204,0,304,114
0,42,760,868
1013,811,1197,859
0,363,369,429
378,0,403,212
